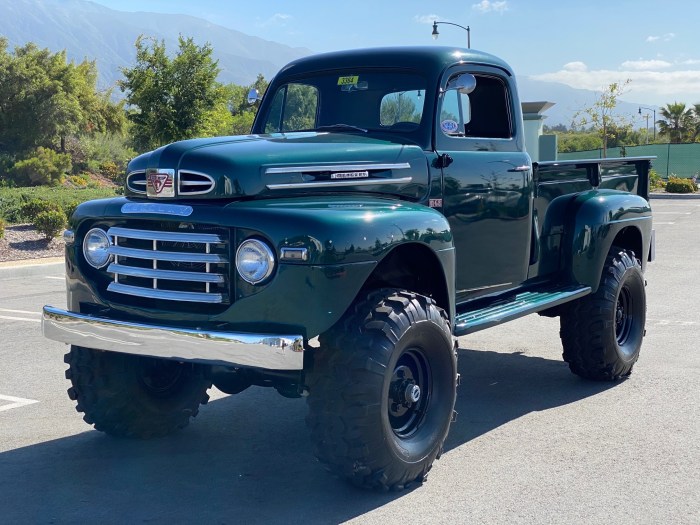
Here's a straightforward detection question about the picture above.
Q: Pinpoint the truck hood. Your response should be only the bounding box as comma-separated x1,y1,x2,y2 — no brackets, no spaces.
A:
125,132,430,201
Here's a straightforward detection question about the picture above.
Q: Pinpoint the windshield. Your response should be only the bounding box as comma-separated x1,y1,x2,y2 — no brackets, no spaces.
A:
257,70,427,135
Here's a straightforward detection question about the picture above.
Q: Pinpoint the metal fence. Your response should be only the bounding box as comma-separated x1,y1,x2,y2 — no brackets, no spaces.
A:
558,143,700,178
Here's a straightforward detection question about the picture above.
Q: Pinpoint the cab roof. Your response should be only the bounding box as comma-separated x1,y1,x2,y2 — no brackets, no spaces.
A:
276,46,514,79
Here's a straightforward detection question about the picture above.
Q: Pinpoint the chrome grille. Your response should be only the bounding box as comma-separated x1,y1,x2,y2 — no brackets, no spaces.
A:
126,170,147,194
179,171,215,195
106,227,229,304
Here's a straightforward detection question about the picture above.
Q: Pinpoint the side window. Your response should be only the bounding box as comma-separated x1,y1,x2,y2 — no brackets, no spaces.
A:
380,90,424,128
440,90,471,136
264,83,319,133
439,74,512,139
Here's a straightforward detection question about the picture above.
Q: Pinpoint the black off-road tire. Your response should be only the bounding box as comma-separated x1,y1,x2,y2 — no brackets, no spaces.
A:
560,248,646,381
65,346,212,438
306,289,457,491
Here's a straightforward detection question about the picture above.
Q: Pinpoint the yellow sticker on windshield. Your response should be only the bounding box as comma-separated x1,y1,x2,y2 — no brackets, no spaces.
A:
337,75,359,86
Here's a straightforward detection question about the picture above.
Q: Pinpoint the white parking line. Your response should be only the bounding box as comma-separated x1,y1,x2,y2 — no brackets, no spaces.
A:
0,308,40,315
653,212,691,214
44,276,64,281
0,394,39,412
0,315,41,323
654,222,676,225
647,318,699,326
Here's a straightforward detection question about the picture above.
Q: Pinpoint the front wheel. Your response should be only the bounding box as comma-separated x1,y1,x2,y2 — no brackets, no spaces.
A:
306,289,457,491
560,248,646,380
65,346,212,438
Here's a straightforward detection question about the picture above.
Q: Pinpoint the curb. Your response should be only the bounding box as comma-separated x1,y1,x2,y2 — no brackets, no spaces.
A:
0,258,64,279
649,192,700,200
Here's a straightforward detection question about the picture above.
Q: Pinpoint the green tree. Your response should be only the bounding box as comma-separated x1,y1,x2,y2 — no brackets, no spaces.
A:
0,38,125,160
119,35,224,151
557,131,602,153
573,80,631,158
224,74,269,135
0,39,79,154
657,102,693,143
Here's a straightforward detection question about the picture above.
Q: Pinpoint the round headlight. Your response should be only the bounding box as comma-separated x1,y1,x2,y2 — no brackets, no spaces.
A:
83,228,112,269
236,239,275,284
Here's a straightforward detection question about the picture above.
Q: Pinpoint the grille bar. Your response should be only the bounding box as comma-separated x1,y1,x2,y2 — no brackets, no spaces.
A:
107,282,225,303
107,263,225,283
109,246,227,263
108,227,223,244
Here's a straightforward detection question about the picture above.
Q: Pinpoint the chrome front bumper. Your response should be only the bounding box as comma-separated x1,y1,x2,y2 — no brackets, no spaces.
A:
42,306,304,371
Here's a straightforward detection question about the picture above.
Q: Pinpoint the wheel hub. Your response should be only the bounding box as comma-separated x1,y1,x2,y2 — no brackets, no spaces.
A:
388,351,431,438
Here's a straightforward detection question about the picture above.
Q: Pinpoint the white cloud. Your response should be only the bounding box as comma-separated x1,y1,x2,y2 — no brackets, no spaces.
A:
681,59,700,65
646,33,675,43
472,1,509,13
563,61,588,72
258,13,292,28
415,14,440,24
530,65,700,103
621,59,672,70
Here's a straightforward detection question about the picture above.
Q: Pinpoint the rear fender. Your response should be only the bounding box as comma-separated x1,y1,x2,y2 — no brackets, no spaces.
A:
563,190,652,292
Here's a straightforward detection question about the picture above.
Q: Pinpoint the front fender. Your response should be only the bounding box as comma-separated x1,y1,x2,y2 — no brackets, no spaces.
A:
222,196,454,337
564,190,652,291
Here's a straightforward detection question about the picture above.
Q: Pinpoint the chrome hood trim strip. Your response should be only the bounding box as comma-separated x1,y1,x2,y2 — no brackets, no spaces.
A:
265,162,410,174
267,177,413,190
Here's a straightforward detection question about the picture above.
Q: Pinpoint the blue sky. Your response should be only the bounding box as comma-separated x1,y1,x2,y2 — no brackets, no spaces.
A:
92,0,700,106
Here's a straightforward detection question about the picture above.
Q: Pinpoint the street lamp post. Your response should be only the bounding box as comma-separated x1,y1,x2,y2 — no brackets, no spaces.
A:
432,21,471,49
638,106,656,142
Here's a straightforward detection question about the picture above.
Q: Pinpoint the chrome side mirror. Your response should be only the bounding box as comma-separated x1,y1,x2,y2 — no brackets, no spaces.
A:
446,73,477,95
247,88,260,105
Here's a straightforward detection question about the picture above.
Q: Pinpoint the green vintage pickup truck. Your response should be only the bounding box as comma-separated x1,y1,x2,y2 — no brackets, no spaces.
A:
43,46,654,490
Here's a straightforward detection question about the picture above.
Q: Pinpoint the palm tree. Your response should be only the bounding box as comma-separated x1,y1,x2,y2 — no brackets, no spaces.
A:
692,104,700,142
657,102,693,143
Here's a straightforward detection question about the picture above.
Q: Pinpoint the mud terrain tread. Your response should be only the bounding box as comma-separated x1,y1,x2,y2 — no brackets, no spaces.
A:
560,249,646,381
64,346,211,438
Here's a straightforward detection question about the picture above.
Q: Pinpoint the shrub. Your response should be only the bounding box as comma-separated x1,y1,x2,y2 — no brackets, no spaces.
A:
20,199,64,222
34,209,67,239
665,175,697,194
0,186,117,223
62,201,80,219
649,169,665,191
68,174,90,187
0,217,5,240
99,161,120,182
9,147,72,186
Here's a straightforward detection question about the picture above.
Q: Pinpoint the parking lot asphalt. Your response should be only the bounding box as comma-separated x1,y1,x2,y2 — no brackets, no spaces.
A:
0,196,698,524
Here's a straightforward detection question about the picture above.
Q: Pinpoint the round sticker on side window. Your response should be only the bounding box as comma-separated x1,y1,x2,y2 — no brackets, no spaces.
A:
441,120,459,134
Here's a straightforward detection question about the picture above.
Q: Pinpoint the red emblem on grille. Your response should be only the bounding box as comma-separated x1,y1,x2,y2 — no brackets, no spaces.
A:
146,170,175,197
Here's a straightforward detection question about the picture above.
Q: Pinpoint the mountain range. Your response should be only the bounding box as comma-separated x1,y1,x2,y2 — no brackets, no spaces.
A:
0,0,655,127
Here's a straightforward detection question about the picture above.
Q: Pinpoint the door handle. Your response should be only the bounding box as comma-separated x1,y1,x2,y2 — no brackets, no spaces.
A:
508,165,530,172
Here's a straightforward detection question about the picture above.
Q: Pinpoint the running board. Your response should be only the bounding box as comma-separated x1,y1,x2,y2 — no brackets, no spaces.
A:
453,285,591,336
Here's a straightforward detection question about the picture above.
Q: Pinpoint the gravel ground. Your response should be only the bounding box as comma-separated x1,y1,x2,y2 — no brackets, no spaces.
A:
0,224,64,263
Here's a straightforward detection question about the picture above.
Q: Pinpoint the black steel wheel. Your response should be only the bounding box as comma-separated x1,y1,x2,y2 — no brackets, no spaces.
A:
65,346,212,438
306,289,457,491
560,248,646,380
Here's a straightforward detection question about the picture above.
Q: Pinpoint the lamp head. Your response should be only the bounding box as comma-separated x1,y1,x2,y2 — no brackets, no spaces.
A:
432,21,439,40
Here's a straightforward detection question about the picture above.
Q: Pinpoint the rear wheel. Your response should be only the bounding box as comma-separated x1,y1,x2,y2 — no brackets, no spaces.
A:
560,248,646,380
65,346,212,438
306,289,457,490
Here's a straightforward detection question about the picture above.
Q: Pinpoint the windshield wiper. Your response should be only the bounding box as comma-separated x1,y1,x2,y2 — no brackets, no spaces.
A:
314,123,368,133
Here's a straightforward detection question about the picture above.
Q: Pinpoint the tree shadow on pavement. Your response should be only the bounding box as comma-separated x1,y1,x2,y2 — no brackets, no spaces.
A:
0,346,616,524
